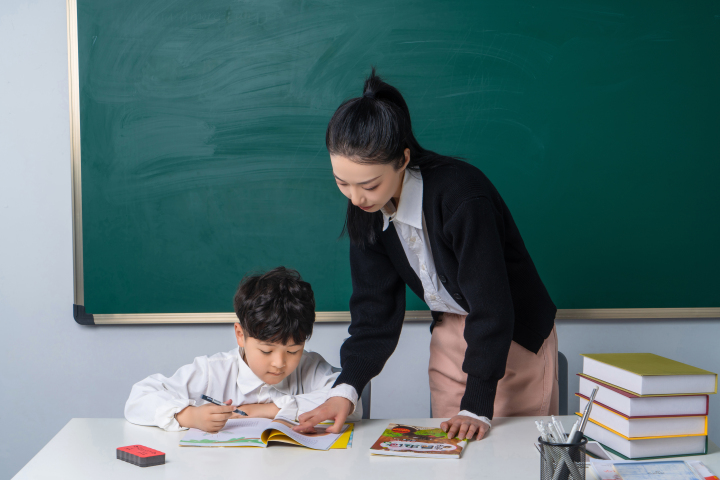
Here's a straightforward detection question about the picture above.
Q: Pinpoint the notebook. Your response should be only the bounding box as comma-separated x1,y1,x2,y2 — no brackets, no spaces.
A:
180,417,352,450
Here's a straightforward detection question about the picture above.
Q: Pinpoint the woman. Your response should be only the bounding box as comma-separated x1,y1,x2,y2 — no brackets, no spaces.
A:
293,69,558,441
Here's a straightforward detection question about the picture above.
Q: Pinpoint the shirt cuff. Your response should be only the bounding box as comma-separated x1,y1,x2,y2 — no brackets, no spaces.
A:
157,399,196,431
273,395,300,422
458,410,492,428
328,383,359,415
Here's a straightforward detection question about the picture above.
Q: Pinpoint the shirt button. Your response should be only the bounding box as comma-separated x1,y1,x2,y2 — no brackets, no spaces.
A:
421,264,426,271
452,293,463,301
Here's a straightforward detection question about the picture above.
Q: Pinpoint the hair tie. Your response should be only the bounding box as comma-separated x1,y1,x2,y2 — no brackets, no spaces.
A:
363,90,375,99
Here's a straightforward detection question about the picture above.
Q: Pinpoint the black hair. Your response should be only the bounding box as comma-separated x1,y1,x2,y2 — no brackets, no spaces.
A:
233,267,315,345
326,67,452,248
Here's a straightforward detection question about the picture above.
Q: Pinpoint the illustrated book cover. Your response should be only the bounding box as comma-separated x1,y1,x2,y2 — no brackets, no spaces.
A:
369,423,468,459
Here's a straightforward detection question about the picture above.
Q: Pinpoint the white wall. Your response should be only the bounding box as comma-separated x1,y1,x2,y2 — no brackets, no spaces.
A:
1,1,718,478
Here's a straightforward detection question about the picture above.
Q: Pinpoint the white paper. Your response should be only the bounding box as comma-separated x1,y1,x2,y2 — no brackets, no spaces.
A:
591,460,701,480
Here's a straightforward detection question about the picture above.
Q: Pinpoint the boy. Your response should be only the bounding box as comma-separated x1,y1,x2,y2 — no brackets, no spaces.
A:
124,267,361,432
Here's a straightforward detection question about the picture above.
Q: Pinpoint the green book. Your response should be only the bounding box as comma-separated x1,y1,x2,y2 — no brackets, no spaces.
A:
581,353,717,395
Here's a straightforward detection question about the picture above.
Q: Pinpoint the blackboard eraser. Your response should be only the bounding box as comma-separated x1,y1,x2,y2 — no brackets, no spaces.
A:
116,444,165,467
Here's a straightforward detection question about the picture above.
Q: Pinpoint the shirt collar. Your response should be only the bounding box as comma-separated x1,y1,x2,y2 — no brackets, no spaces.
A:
235,347,291,395
380,169,423,231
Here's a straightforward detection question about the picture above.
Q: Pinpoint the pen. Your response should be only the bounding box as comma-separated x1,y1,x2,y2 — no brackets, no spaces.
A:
572,386,599,443
552,416,567,441
201,395,248,416
566,420,579,445
555,386,599,480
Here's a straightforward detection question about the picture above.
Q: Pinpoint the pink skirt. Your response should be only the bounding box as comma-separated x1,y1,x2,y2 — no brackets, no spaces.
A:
429,312,559,418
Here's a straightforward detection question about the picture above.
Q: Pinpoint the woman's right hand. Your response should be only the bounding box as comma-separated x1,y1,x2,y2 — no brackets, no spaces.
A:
292,396,353,434
175,400,235,433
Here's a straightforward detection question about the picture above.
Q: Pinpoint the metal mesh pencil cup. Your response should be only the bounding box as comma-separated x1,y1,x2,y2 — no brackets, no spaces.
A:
538,436,587,480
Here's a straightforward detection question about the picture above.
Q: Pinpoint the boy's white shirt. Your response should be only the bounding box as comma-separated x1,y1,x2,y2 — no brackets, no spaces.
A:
125,347,361,432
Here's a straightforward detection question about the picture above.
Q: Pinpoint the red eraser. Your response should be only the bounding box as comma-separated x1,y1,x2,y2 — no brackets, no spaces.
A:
117,445,165,467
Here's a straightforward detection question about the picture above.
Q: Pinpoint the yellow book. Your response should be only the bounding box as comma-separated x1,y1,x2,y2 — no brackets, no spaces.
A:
577,413,708,460
581,353,717,395
180,418,353,450
576,395,707,437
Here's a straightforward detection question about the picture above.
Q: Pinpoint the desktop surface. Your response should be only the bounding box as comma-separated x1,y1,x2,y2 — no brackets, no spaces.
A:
13,416,720,479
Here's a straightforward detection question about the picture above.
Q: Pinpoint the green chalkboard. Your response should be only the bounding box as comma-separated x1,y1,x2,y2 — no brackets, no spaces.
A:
76,0,720,316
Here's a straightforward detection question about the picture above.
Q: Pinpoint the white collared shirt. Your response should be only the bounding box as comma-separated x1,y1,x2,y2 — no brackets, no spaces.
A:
330,169,491,428
125,347,361,431
380,169,468,316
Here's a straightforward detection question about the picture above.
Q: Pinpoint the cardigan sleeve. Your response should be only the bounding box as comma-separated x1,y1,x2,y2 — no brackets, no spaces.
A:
444,197,515,419
333,238,407,396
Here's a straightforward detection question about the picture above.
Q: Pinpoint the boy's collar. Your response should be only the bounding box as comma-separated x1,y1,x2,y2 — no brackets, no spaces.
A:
235,347,291,394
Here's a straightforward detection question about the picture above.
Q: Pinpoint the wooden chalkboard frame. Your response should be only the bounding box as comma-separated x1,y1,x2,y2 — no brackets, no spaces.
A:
66,0,720,325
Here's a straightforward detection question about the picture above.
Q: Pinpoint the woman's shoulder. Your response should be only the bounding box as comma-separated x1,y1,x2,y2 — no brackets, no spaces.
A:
420,157,501,211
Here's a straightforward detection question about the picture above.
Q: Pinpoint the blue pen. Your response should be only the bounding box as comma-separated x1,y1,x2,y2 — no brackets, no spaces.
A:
201,395,248,416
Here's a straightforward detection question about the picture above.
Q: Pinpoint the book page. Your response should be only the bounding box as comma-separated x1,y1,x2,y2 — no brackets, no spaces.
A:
262,418,349,451
180,418,272,447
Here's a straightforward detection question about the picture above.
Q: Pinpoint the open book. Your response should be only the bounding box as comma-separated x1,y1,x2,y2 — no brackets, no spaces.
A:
180,418,352,451
370,423,468,459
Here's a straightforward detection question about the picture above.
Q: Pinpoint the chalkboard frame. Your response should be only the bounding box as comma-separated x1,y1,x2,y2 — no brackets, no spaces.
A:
66,0,720,325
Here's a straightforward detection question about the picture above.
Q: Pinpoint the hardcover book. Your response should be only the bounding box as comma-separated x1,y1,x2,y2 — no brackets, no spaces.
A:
577,395,707,438
581,354,717,396
581,416,708,460
578,374,709,417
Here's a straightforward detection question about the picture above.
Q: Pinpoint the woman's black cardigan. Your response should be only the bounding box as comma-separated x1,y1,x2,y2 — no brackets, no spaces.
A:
333,158,557,419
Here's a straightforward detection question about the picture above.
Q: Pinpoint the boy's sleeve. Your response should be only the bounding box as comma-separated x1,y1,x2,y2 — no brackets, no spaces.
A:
124,356,210,431
272,352,363,422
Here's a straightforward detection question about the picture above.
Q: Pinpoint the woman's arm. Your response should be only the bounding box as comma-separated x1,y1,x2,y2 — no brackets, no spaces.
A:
272,352,362,422
334,237,408,398
293,237,406,432
444,197,515,420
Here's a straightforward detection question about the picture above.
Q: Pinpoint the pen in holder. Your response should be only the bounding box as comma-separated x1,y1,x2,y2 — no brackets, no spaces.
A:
538,435,587,480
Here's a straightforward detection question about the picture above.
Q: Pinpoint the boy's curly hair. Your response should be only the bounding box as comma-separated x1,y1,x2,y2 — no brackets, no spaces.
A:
233,267,315,345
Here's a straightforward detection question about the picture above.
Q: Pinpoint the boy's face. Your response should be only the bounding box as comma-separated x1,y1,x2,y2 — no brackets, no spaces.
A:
234,323,305,385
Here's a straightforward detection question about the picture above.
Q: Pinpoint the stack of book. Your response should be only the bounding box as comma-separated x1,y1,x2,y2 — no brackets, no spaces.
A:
576,353,716,460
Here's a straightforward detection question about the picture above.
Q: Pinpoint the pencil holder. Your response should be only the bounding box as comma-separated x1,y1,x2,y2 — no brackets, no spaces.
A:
538,436,587,480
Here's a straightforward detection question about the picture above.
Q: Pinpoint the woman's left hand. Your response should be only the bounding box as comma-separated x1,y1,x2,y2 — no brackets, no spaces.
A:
441,415,490,441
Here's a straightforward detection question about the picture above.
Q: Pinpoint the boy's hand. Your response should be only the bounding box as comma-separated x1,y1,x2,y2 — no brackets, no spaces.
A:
175,399,236,433
292,396,353,434
237,403,280,419
441,414,490,441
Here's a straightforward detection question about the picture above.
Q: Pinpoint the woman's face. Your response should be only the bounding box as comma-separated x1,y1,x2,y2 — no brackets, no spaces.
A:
330,149,410,213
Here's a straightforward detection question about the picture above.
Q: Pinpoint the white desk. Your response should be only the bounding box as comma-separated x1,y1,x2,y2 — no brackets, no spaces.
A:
13,416,720,479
